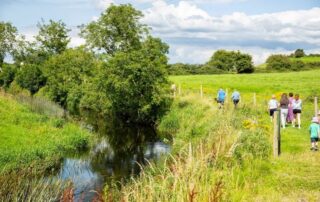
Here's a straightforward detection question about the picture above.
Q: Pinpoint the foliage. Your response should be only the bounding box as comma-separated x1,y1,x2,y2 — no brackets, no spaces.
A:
294,48,305,58
36,20,70,55
233,130,271,162
206,50,254,73
80,4,148,55
0,22,17,68
266,54,292,71
102,37,172,124
16,64,46,96
43,48,96,114
290,60,305,71
0,64,16,89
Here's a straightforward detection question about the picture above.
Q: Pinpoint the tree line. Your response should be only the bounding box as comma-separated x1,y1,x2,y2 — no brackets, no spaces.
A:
0,4,172,125
265,49,320,72
168,50,255,75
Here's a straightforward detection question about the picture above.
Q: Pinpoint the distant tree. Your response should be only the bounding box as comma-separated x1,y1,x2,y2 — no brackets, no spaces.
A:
207,50,234,72
16,64,46,96
234,52,255,73
43,48,96,114
294,49,305,58
206,50,254,73
80,4,148,55
0,22,18,68
36,20,70,55
0,64,16,89
266,55,291,71
102,36,172,124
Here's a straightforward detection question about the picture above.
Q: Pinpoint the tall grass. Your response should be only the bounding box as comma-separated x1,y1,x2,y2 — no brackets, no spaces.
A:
104,95,272,201
0,89,64,118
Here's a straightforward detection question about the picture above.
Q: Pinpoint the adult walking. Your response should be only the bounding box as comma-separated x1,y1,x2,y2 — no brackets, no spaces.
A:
287,92,294,124
217,88,226,109
292,94,302,129
231,89,240,108
279,93,289,129
268,95,278,122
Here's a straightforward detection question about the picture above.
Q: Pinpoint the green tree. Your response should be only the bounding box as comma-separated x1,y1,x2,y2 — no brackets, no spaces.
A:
16,64,46,96
80,4,148,55
36,20,70,55
0,64,16,89
43,48,96,114
266,55,291,71
0,22,18,68
294,49,305,58
234,52,254,73
207,50,234,72
102,37,172,124
206,50,254,73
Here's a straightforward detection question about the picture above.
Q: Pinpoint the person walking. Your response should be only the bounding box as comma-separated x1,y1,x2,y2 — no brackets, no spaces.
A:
287,92,294,124
292,94,302,129
309,117,319,151
279,93,289,129
231,89,240,108
217,88,226,109
268,95,278,122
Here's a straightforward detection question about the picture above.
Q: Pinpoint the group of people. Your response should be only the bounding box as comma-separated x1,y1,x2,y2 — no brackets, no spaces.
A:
268,93,320,151
268,93,302,129
216,88,241,109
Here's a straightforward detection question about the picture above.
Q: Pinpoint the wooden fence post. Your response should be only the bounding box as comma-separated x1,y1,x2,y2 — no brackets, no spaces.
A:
273,111,281,157
315,97,318,117
200,85,203,98
226,89,228,104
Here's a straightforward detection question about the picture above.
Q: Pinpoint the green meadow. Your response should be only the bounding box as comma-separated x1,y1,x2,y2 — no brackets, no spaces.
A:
0,92,91,173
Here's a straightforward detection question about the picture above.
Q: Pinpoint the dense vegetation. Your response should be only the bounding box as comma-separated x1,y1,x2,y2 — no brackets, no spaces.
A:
107,69,320,201
168,50,255,75
0,4,171,124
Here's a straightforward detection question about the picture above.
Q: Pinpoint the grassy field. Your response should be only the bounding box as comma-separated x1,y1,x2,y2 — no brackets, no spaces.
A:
290,56,320,63
0,92,91,173
107,70,320,201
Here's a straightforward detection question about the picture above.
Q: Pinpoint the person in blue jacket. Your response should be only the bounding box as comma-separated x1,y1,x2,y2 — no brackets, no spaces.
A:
217,88,226,109
231,89,241,108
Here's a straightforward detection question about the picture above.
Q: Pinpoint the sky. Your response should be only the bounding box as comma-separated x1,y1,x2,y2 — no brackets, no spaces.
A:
1,0,320,64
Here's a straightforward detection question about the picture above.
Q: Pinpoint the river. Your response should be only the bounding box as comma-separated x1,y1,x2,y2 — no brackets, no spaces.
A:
52,119,170,201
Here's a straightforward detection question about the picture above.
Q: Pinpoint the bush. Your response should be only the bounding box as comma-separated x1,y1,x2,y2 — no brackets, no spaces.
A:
291,60,305,71
0,64,16,89
16,64,46,96
266,55,291,71
233,130,271,163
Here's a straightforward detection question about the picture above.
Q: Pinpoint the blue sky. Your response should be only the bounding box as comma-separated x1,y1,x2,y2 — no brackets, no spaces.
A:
1,0,320,64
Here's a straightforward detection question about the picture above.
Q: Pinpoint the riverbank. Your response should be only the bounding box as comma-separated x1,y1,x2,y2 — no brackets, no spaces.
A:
0,93,91,173
106,94,320,201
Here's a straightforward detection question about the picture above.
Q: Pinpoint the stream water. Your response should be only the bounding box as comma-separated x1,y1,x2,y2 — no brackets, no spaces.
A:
52,119,170,201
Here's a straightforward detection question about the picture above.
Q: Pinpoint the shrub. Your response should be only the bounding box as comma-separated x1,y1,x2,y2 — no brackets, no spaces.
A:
233,130,271,163
0,64,16,89
266,55,291,71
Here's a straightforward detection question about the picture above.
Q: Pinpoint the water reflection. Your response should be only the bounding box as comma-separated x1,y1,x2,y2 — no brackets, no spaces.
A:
55,118,170,201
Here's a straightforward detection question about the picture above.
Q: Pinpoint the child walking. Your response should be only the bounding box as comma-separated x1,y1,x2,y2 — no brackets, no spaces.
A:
309,117,319,151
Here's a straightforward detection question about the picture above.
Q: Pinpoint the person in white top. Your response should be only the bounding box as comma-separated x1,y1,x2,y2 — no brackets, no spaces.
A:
268,95,279,122
292,94,302,129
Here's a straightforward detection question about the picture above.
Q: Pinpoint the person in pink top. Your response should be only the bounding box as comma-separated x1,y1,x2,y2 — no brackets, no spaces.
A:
287,92,294,124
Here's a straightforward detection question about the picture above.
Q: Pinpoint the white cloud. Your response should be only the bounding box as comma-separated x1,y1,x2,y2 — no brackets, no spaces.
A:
141,1,320,63
92,0,115,10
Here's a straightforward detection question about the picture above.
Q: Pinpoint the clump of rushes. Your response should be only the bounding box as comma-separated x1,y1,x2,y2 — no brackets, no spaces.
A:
104,94,271,201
